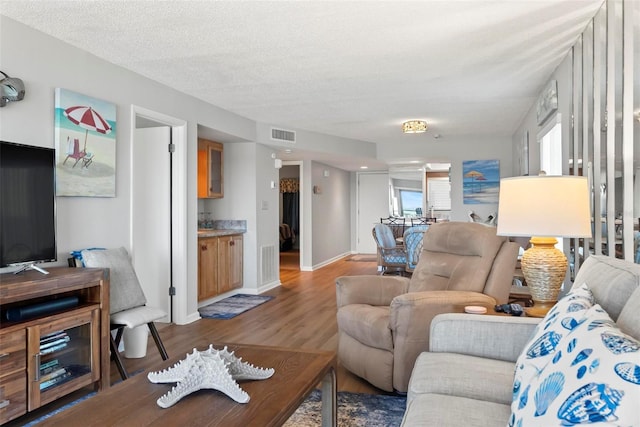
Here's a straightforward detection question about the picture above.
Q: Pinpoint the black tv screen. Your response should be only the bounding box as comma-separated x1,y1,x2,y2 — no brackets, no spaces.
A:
0,141,57,268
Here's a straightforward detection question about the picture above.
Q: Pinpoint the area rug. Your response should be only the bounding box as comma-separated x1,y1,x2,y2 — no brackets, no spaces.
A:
198,294,273,319
346,255,377,262
284,390,406,426
24,391,97,426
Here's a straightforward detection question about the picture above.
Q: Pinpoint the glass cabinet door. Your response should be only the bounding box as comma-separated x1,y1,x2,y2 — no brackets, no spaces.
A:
207,143,223,198
27,307,99,410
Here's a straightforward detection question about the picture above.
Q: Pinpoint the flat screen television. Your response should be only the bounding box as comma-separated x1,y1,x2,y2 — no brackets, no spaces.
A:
0,141,56,273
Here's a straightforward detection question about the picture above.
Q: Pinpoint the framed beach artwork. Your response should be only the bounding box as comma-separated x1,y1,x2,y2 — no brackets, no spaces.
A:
54,88,116,197
463,159,499,204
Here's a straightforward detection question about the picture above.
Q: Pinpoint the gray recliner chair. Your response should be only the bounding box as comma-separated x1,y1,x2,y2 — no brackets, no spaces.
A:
336,222,519,393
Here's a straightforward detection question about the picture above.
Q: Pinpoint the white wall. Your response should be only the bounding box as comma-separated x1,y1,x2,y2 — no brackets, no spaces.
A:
310,162,351,267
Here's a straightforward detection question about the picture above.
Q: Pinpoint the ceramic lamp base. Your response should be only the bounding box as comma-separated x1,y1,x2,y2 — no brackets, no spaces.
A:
521,236,568,318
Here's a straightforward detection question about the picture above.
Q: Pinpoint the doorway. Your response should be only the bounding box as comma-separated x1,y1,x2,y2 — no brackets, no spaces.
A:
133,126,171,322
356,172,390,254
130,106,188,325
279,162,301,271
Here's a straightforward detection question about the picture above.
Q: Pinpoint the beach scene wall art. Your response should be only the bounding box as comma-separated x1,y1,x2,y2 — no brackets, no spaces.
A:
55,88,116,197
462,159,499,204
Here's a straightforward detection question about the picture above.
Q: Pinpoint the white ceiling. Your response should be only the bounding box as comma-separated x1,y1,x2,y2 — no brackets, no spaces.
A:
1,0,604,170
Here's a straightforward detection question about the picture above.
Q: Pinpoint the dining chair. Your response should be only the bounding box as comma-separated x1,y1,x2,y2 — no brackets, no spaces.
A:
81,247,169,380
403,225,429,273
380,217,406,244
372,223,407,275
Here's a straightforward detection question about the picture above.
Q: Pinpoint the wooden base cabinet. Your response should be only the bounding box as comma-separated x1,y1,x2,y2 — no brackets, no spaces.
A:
198,234,243,301
0,268,109,425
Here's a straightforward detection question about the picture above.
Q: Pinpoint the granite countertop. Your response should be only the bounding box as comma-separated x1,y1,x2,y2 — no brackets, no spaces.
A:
198,229,245,237
198,219,246,238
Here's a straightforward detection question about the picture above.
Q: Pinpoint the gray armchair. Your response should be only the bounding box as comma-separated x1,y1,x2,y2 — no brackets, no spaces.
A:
336,222,519,392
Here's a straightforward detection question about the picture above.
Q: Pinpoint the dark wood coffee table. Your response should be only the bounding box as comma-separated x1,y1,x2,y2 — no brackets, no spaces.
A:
44,343,337,426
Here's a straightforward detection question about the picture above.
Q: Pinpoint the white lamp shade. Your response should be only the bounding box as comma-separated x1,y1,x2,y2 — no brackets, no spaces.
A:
496,175,592,238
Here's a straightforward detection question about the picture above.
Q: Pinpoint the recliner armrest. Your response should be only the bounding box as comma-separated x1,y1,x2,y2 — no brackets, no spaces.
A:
429,313,541,363
336,275,409,307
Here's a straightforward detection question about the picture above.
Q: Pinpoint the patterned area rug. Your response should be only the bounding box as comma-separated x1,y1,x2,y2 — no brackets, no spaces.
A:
284,390,406,426
346,255,377,262
24,391,96,426
198,294,274,319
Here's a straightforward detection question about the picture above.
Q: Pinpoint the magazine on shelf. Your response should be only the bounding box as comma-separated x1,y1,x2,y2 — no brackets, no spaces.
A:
39,365,91,391
40,330,66,341
40,371,73,391
40,367,67,383
40,331,67,344
40,342,69,355
40,336,71,351
40,359,60,375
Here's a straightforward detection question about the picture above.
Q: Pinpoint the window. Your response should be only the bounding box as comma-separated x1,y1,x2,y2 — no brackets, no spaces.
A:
427,178,451,210
540,119,562,176
399,190,423,217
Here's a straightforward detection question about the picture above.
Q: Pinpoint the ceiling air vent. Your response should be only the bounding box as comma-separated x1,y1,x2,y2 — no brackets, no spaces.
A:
271,127,296,143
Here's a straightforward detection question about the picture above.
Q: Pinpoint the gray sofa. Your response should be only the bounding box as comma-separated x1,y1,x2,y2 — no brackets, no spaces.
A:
401,255,640,426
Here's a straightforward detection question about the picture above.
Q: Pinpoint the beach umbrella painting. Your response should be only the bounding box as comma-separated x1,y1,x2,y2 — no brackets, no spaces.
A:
63,106,112,153
464,170,485,192
476,176,487,191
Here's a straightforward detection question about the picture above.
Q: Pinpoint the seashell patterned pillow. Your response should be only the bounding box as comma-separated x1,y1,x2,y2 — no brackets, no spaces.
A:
511,283,595,407
510,302,640,426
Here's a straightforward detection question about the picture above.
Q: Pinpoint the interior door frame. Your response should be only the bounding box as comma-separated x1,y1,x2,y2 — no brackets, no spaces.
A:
356,172,390,254
130,105,189,325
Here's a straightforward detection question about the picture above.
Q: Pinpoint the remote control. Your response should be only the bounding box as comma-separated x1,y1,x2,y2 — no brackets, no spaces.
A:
494,303,524,316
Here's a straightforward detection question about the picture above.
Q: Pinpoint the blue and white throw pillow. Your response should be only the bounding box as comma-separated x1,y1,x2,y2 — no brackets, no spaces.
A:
510,303,640,426
511,283,595,413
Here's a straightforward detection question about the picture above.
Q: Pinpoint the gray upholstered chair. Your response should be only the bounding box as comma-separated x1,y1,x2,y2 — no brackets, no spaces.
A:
82,247,169,380
336,222,519,393
372,223,407,275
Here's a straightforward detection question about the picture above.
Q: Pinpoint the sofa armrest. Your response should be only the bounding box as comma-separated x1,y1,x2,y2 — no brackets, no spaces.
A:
388,290,498,392
429,313,541,362
336,275,409,308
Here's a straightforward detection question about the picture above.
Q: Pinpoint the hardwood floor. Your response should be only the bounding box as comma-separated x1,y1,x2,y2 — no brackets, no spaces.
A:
8,252,383,426
119,250,383,394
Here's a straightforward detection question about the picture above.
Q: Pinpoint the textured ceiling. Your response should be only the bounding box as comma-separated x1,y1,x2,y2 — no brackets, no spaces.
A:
1,0,604,169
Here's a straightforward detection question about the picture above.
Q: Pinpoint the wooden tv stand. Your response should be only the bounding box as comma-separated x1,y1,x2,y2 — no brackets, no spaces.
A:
0,267,110,424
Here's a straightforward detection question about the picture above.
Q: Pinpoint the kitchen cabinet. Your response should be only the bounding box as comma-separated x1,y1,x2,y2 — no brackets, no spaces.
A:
198,234,243,301
197,138,223,198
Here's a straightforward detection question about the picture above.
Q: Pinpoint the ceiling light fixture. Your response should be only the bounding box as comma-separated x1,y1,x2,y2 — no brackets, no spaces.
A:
402,120,427,134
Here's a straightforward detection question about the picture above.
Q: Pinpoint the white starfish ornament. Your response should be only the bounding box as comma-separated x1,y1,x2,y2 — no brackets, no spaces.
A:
147,345,274,408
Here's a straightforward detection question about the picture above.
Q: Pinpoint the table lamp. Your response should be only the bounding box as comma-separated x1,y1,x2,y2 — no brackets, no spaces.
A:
497,175,591,317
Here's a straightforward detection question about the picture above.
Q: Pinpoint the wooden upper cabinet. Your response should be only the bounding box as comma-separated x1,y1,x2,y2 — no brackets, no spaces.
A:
197,138,223,198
